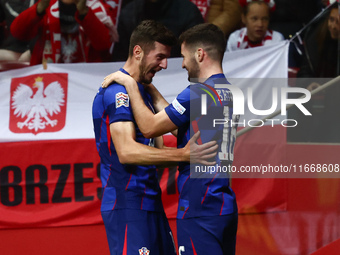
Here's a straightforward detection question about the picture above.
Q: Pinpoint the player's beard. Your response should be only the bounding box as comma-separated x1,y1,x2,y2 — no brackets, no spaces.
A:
139,57,154,85
187,57,200,82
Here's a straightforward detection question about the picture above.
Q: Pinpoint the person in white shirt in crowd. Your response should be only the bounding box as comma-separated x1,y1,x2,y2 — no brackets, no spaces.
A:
226,0,284,51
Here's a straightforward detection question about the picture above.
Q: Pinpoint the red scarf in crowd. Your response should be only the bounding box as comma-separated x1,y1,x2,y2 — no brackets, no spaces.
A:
43,0,116,63
236,27,273,49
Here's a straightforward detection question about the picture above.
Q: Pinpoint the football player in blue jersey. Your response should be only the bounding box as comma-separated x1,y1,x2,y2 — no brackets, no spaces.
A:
102,23,239,255
92,20,219,255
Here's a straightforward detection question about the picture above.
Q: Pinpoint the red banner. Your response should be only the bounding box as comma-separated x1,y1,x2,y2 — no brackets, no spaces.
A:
0,139,101,229
0,131,288,229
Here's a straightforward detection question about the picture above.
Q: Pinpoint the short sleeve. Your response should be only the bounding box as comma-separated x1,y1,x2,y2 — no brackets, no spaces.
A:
103,84,134,124
165,85,200,127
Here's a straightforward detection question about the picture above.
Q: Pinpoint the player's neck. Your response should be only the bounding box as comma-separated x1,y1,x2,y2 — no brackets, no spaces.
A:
199,62,223,80
123,59,142,83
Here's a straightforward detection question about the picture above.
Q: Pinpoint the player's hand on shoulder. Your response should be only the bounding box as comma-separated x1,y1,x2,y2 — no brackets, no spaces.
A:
102,71,135,88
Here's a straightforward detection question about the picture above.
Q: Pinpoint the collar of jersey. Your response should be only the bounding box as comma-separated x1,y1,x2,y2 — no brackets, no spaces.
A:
202,73,226,87
119,68,145,93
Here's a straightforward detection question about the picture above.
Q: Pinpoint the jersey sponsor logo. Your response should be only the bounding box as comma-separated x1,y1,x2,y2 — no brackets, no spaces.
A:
116,92,129,108
138,247,150,255
9,73,68,135
172,98,186,115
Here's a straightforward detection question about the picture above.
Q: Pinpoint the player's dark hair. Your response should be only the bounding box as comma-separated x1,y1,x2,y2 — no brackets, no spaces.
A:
179,23,226,64
128,20,177,57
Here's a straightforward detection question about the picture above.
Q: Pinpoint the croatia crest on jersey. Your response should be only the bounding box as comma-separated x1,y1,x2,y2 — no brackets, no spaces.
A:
139,247,150,255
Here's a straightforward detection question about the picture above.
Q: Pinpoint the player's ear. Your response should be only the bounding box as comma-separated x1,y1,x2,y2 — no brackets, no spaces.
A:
134,45,144,61
195,48,204,63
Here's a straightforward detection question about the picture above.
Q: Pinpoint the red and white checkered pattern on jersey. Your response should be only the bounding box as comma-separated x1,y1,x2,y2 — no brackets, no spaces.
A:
235,27,274,49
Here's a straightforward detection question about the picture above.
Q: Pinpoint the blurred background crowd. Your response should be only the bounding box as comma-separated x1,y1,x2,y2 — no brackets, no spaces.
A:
0,0,339,143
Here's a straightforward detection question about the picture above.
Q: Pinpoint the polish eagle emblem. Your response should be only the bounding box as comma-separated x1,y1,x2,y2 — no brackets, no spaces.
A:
11,76,65,132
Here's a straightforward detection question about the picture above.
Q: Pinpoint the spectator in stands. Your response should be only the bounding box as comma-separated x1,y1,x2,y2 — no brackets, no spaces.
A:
226,0,284,51
298,3,339,79
111,0,204,61
289,3,339,143
10,0,119,66
206,0,242,39
268,0,323,69
0,0,37,62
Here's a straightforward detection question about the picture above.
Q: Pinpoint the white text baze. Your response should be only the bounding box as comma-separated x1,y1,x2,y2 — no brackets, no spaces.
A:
213,118,298,127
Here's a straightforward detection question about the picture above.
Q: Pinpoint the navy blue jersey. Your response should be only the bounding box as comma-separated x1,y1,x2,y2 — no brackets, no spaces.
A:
102,209,176,255
164,74,238,219
177,213,238,255
92,68,163,212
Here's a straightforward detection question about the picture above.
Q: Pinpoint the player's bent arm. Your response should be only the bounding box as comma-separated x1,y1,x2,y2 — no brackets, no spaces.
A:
111,121,185,165
145,83,169,113
103,71,177,137
137,109,177,139
121,78,177,138
110,122,218,165
145,84,178,137
103,72,169,113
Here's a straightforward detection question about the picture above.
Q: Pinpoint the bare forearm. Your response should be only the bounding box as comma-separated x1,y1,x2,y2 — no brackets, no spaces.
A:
118,141,187,165
102,71,177,137
125,82,168,138
111,121,218,167
111,121,187,165
145,84,169,113
145,84,178,136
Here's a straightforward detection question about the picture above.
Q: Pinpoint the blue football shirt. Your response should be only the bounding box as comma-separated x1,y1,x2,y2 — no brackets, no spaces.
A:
92,68,163,212
165,73,238,219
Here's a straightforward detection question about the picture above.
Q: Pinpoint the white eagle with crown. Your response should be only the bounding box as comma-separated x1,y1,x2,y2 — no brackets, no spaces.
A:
11,76,65,132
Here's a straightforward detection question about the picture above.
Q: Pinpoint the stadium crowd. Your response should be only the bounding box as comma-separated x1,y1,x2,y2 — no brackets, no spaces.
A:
0,0,339,133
